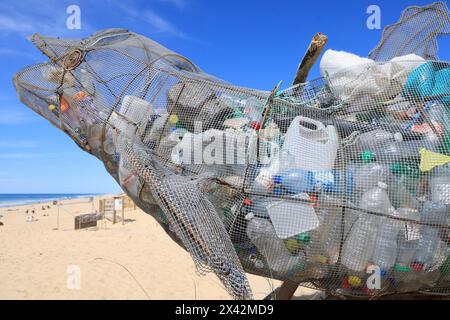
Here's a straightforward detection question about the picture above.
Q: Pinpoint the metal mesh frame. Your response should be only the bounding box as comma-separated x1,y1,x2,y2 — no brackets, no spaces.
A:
369,2,450,61
13,4,450,300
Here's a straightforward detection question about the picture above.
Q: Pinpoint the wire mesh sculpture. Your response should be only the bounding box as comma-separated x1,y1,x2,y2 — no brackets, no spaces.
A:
13,2,450,299
369,2,450,61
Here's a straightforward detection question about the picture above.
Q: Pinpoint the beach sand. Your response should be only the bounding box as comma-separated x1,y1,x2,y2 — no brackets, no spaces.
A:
0,195,318,300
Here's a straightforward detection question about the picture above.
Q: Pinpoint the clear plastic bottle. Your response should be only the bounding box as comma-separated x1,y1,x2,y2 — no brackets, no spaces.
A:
389,162,422,205
395,208,420,267
243,97,263,128
118,156,140,195
372,208,402,273
367,139,432,163
341,182,394,273
347,160,391,204
246,217,304,275
355,129,395,153
430,164,450,205
413,201,448,269
304,193,344,279
250,150,295,193
241,196,270,219
274,169,316,194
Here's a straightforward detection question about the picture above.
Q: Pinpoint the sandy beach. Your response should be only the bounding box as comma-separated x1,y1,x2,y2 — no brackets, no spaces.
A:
0,195,318,300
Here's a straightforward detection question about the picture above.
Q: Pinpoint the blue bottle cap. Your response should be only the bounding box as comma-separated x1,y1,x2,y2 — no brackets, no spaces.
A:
380,269,388,277
273,187,282,197
322,181,333,192
273,175,282,184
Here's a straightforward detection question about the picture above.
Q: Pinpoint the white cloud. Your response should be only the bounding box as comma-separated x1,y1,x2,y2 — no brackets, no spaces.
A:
143,9,185,37
0,152,75,159
116,2,186,38
0,15,36,33
0,0,93,38
0,140,39,148
0,48,40,61
0,108,38,125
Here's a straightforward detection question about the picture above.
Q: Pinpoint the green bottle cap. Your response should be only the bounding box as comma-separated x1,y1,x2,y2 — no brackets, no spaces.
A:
390,163,420,178
361,151,374,163
390,163,401,174
394,263,411,272
356,113,370,122
297,232,310,243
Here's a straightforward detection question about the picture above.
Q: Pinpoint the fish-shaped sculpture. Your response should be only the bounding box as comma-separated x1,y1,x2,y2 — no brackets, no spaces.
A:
12,2,450,300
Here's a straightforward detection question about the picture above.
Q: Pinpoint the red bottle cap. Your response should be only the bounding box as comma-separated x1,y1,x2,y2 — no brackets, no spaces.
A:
243,198,252,206
410,263,424,271
250,121,261,130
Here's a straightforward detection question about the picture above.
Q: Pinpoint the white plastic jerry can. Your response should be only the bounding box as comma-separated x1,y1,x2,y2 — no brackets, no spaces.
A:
282,116,339,171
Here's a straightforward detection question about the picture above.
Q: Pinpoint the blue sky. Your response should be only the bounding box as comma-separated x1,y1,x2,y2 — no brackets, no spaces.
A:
0,0,448,193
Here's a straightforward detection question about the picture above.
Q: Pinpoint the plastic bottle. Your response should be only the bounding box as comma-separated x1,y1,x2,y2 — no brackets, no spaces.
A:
341,182,394,273
364,138,433,163
273,169,316,194
354,129,396,153
395,208,421,267
389,162,422,203
372,208,402,273
250,150,295,193
306,193,343,268
118,157,140,195
413,201,448,269
243,97,263,129
240,196,270,219
246,217,304,275
430,164,450,205
347,160,391,204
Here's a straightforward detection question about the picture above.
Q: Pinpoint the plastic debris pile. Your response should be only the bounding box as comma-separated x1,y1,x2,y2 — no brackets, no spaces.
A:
13,2,450,299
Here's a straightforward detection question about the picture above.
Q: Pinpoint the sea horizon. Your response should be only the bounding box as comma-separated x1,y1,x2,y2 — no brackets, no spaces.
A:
0,193,105,208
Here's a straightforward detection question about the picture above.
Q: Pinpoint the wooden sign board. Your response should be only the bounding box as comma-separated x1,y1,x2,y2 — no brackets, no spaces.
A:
75,213,100,230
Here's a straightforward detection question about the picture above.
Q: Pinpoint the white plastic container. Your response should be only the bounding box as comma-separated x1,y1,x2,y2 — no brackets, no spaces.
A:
282,116,338,171
119,95,154,127
266,193,319,239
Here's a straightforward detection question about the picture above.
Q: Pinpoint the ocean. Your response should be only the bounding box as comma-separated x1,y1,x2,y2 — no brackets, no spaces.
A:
0,194,100,208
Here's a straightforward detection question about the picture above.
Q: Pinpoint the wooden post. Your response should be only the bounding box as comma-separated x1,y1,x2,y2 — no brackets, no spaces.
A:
99,199,104,214
57,202,60,230
264,281,299,300
292,33,328,86
121,196,125,225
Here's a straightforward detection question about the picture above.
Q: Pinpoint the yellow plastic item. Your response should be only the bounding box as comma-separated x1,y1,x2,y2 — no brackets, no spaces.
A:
348,275,362,287
285,239,300,252
314,255,328,264
48,104,56,111
168,114,179,125
419,148,450,172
